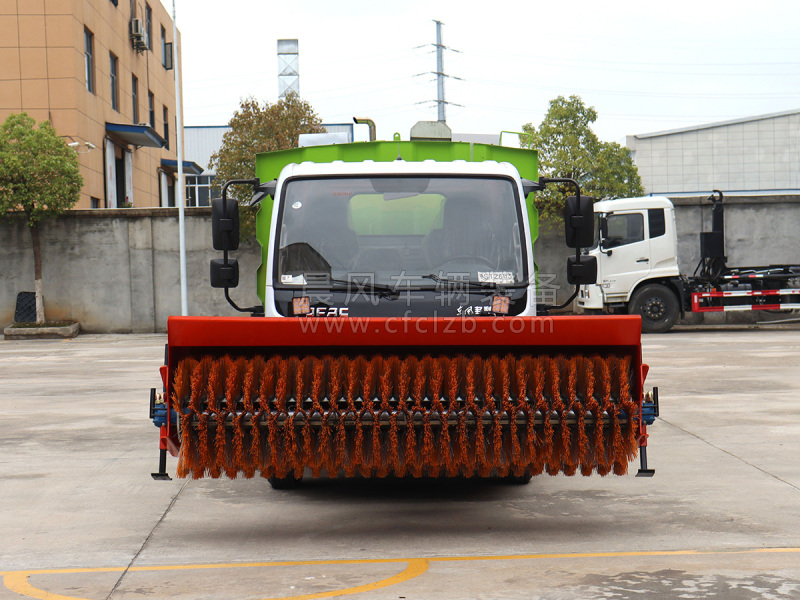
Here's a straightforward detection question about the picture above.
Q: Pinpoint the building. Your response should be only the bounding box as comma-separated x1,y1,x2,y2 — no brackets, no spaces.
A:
183,124,227,207
0,0,199,208
627,109,800,196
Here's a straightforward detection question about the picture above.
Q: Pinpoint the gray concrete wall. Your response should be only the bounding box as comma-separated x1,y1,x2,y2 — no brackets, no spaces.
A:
2,197,798,331
0,208,261,333
532,222,574,309
672,195,800,272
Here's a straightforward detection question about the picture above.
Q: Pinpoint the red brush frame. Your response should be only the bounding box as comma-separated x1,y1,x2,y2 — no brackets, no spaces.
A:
159,315,648,456
167,315,643,349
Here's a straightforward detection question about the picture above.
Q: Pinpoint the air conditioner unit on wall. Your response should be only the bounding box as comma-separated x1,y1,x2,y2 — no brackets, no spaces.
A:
130,19,148,51
130,18,144,38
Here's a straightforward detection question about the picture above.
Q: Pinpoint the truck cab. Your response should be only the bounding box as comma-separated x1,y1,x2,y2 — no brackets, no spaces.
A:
260,160,538,318
579,196,681,332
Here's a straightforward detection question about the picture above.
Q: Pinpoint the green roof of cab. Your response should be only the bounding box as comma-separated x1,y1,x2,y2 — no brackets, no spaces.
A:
253,140,540,304
254,139,538,183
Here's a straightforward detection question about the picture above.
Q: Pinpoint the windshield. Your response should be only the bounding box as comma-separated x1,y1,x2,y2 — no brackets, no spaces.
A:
275,176,526,288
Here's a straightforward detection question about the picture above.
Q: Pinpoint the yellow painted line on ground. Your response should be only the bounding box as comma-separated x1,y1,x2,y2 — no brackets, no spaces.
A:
1,560,428,600
263,559,429,600
426,546,800,562
3,548,799,600
3,571,88,600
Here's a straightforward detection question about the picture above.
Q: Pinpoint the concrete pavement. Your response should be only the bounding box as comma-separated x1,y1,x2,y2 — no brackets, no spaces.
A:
1,331,799,599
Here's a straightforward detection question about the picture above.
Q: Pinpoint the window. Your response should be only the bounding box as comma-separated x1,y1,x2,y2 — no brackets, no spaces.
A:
131,75,139,123
144,3,152,50
109,53,119,111
276,177,526,284
163,42,173,70
162,105,169,149
110,0,118,5
91,197,101,209
161,26,167,67
148,91,154,127
604,213,645,248
186,175,219,207
84,28,94,93
648,208,666,238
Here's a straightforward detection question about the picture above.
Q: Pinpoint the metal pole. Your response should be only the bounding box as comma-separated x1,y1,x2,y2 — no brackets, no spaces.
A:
172,0,188,315
435,20,445,122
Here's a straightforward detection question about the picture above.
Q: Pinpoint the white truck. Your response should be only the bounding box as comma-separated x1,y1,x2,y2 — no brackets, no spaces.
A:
578,191,800,333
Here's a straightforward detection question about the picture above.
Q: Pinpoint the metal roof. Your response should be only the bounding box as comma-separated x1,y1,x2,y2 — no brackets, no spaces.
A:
160,159,204,176
631,108,800,140
106,123,165,148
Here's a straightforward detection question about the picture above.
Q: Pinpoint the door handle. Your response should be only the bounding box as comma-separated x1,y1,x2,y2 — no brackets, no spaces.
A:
636,257,649,263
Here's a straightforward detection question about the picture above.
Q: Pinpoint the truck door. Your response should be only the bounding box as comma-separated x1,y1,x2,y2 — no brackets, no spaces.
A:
599,211,650,301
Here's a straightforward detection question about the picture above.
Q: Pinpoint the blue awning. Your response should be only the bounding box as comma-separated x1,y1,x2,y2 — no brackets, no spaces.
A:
160,159,204,175
106,123,165,148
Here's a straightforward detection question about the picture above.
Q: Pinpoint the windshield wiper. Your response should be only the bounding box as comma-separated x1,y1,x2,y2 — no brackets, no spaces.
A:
420,273,523,292
326,277,400,298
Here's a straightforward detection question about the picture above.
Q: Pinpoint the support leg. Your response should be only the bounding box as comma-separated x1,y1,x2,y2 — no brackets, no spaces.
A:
152,426,173,480
636,445,655,477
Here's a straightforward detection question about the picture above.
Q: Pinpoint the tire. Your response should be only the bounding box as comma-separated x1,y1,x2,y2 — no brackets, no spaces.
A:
629,283,679,333
504,469,533,485
268,473,303,490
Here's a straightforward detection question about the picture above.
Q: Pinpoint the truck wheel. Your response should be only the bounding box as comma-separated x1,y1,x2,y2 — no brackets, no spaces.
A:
504,469,533,485
268,473,303,490
629,284,679,333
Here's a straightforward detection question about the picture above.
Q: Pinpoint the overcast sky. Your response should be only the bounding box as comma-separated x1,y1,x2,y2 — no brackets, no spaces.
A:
172,0,800,144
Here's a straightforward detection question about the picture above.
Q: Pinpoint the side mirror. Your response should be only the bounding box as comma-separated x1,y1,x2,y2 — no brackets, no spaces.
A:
564,195,594,248
210,258,239,288
567,255,597,285
251,179,277,207
521,178,544,197
211,197,240,251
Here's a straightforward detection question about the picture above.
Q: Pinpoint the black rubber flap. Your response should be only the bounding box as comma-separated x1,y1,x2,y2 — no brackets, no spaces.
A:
14,291,36,323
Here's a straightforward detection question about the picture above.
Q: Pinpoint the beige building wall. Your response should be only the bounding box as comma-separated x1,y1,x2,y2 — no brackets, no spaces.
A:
0,0,183,209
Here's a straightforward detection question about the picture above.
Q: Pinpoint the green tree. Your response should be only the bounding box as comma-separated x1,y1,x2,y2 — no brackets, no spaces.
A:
522,95,644,223
0,113,83,324
209,92,325,239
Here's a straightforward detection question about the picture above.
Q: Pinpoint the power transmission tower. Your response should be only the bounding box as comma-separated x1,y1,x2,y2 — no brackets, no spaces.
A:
429,20,461,123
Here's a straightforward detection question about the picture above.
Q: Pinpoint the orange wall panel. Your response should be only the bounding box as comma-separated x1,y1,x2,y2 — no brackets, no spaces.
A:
19,46,47,78
0,81,22,110
20,78,48,108
0,15,20,46
0,47,20,78
18,0,45,14
45,0,74,15
17,14,46,46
